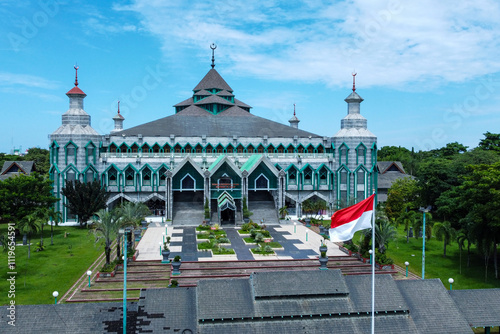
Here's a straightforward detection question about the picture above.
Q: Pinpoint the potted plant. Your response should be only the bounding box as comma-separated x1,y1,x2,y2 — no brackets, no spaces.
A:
134,228,142,241
319,239,328,254
141,220,148,229
319,251,328,270
172,255,182,275
204,198,211,224
161,241,171,263
242,197,252,223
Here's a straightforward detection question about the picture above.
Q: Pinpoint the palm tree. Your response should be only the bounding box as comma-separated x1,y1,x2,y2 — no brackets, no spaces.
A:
47,207,62,246
92,209,120,265
374,220,397,254
18,213,41,259
396,210,416,243
414,212,433,241
115,202,150,257
433,221,457,257
456,229,470,274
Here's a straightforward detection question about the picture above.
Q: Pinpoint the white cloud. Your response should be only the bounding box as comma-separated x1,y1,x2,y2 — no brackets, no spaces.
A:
0,72,60,89
120,0,500,90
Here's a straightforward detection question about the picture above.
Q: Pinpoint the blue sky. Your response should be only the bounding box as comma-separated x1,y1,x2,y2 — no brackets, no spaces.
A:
1,0,500,154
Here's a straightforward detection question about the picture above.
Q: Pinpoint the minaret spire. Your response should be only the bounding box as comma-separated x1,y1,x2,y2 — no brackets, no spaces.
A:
352,71,357,92
293,103,296,116
74,64,79,86
210,43,217,69
117,100,121,114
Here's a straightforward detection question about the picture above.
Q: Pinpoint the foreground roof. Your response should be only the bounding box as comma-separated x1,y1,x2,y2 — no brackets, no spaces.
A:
4,270,499,333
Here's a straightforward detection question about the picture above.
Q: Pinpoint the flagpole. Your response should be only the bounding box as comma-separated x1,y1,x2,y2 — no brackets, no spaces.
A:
371,192,376,334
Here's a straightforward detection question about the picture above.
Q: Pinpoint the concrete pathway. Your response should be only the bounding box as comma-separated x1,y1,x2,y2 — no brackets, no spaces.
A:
136,220,346,261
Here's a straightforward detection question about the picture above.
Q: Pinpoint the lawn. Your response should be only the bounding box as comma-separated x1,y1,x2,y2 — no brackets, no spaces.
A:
0,224,104,305
351,225,500,290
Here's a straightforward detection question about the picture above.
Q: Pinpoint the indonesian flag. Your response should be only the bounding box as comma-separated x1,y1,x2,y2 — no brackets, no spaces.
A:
329,194,375,242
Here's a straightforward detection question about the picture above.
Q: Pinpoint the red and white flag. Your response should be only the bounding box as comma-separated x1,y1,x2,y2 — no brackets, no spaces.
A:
329,194,375,242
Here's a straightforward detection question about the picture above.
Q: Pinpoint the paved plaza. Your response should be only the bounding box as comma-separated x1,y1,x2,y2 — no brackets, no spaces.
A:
136,221,345,262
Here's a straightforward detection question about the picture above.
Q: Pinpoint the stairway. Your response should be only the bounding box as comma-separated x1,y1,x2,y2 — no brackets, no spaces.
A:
173,201,203,225
248,201,279,224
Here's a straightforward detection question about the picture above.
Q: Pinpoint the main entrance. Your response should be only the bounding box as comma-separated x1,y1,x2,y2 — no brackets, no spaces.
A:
217,192,236,225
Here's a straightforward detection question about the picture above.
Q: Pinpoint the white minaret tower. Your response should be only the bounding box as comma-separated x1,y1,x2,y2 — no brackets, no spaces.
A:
288,104,300,129
332,73,377,205
111,101,125,133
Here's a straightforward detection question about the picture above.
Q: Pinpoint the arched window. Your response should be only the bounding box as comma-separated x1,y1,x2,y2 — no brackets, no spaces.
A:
108,167,117,186
303,166,313,185
255,174,269,189
357,145,366,165
85,169,94,183
142,167,152,186
339,169,348,203
66,170,76,182
357,170,366,200
181,174,195,191
125,167,135,186
319,166,329,185
288,167,297,185
339,144,349,165
158,167,168,186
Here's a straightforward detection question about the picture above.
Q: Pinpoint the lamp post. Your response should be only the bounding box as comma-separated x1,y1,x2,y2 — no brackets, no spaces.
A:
369,249,373,265
448,278,454,290
52,291,58,304
159,242,162,256
87,270,92,287
405,261,409,278
294,222,296,233
419,206,431,280
162,232,165,244
119,228,128,334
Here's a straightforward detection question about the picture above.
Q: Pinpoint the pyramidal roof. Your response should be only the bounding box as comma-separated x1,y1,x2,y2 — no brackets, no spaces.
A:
193,68,233,92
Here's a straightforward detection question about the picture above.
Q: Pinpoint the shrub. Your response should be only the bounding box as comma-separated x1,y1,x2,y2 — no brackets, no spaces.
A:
321,251,327,258
375,252,394,265
173,255,181,262
344,242,358,253
216,237,230,244
263,245,273,253
260,230,271,238
250,228,258,239
169,279,179,288
254,232,264,243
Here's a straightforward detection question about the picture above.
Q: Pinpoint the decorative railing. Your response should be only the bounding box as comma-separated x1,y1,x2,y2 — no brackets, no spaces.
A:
100,152,332,159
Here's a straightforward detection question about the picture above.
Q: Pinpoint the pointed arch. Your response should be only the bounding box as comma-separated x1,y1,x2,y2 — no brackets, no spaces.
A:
140,164,153,186
354,165,369,201
339,143,350,165
109,142,119,153
82,164,98,183
64,140,78,165
356,142,367,165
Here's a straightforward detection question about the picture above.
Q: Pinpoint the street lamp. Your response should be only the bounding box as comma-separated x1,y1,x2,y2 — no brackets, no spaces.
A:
405,261,409,278
159,242,162,256
369,249,373,265
87,270,92,287
52,291,58,304
294,222,296,233
119,228,129,334
419,206,431,280
448,278,454,290
162,232,165,244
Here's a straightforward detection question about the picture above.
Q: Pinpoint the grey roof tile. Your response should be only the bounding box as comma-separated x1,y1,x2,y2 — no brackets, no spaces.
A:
449,289,500,327
193,68,233,92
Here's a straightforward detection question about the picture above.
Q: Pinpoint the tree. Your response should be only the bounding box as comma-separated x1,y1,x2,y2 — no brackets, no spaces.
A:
61,180,109,228
0,173,58,225
18,213,41,259
457,162,500,280
385,177,419,220
47,207,62,246
92,209,120,265
24,147,50,175
433,221,457,257
396,210,417,243
413,212,433,241
115,201,150,258
374,219,397,254
457,228,472,273
478,131,500,152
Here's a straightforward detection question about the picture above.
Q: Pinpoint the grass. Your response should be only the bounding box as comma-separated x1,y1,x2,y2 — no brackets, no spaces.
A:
0,224,104,305
351,225,500,290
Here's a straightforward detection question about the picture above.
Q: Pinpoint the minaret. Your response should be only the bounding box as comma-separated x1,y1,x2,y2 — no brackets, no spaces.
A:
333,73,377,203
61,65,92,127
111,101,125,133
289,103,300,128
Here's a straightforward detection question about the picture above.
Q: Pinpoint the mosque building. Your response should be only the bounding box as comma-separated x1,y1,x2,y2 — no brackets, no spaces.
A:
49,48,377,224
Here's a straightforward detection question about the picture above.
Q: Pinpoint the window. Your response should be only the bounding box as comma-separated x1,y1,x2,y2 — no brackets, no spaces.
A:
86,169,94,182
303,167,313,185
125,168,135,186
357,170,365,200
357,145,366,164
66,143,76,164
142,168,151,186
319,167,328,185
158,167,167,186
339,145,348,165
255,174,268,189
66,170,76,181
181,174,195,190
288,168,297,185
109,168,117,186
86,145,95,164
